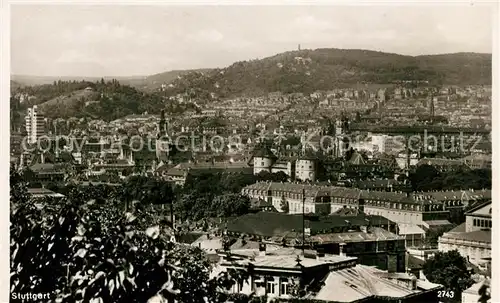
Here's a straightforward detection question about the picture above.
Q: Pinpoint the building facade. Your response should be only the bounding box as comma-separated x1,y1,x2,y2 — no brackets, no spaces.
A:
213,246,443,302
241,182,450,226
250,147,317,182
438,201,491,268
25,105,45,144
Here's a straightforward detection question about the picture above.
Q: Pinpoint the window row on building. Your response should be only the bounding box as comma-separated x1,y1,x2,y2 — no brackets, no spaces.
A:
473,218,492,228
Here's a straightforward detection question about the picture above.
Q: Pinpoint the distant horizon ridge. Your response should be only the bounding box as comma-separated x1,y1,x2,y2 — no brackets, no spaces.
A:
11,47,492,79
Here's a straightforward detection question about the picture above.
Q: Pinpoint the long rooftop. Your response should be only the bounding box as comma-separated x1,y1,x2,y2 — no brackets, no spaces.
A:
243,182,490,205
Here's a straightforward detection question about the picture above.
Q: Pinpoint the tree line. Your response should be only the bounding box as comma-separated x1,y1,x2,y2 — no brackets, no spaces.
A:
410,165,491,191
10,168,258,303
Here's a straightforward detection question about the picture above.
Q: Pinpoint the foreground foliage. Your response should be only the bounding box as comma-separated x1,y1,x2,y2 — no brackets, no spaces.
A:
422,250,474,302
10,169,246,302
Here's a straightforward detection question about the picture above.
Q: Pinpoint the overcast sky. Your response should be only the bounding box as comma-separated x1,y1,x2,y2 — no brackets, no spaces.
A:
11,5,494,77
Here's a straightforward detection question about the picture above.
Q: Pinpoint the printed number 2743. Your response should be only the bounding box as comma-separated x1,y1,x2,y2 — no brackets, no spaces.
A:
438,290,455,299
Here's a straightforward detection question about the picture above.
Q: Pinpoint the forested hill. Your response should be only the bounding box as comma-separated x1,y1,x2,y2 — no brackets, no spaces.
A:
11,80,174,121
10,48,491,121
163,49,491,98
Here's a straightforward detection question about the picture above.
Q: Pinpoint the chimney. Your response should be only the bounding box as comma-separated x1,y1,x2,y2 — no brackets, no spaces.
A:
339,243,346,256
259,242,267,256
387,254,397,273
358,198,365,213
316,248,325,260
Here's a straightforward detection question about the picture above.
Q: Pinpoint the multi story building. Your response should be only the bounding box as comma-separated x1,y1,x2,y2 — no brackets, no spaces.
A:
438,201,491,268
25,105,45,144
241,182,451,226
225,210,407,270
249,146,317,182
213,246,443,302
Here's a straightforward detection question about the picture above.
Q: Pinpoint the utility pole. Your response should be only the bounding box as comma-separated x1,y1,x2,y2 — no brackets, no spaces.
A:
302,187,306,254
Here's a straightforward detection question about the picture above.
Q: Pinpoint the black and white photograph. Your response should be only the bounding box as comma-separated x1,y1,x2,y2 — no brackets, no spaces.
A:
6,2,497,303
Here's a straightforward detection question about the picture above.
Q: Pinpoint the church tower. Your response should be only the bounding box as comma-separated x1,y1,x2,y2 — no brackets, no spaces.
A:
156,109,170,162
157,109,168,137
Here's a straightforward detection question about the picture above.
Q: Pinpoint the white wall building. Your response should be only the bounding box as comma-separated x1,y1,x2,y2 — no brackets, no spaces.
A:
25,105,45,144
438,201,491,268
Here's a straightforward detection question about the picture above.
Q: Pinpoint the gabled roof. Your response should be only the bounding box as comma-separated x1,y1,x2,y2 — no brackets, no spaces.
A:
251,145,277,160
465,200,492,215
423,190,491,202
348,151,366,165
447,222,466,233
243,182,432,205
309,227,401,244
226,212,304,238
226,211,397,238
316,264,441,302
440,230,491,243
165,167,186,177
